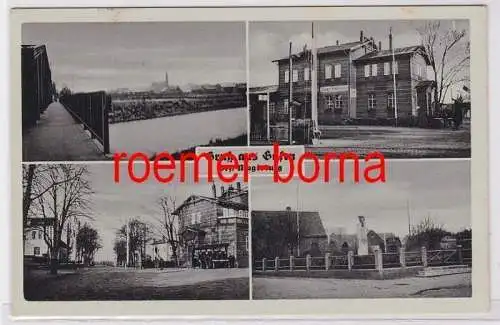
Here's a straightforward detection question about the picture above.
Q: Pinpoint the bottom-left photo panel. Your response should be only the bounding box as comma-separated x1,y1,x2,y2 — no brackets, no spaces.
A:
22,163,250,300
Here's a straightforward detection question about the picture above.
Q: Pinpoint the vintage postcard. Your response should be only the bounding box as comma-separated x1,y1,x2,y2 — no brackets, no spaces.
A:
10,5,489,319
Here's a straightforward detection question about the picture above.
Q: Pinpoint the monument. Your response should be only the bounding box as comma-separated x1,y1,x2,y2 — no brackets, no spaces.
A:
356,216,369,256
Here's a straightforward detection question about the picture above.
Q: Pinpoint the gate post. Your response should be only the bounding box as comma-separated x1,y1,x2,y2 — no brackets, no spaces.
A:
274,257,279,272
348,251,354,271
262,258,266,271
399,247,406,268
306,254,311,271
325,253,331,270
289,255,294,271
421,247,428,267
457,245,464,264
374,247,383,274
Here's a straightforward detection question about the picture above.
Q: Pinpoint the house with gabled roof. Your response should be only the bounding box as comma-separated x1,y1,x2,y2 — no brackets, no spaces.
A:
174,182,249,268
250,29,437,143
251,207,328,259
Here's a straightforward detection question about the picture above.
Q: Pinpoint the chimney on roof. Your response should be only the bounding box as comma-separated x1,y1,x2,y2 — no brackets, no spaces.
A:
336,40,339,46
211,182,217,198
359,30,364,42
389,28,393,51
379,41,382,50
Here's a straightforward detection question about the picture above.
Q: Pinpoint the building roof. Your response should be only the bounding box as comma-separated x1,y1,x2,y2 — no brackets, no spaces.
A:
354,45,429,63
272,41,367,63
173,193,248,216
252,210,327,238
249,85,279,94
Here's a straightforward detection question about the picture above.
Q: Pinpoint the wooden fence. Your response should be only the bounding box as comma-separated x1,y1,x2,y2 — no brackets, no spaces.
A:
60,91,111,154
254,246,471,273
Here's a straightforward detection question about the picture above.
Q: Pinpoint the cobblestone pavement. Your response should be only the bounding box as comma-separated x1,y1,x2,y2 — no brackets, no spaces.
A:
22,102,106,161
252,273,471,299
308,124,470,158
24,267,250,300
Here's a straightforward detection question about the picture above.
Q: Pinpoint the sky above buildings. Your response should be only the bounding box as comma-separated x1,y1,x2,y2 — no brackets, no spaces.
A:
251,160,471,240
22,22,246,93
249,19,470,101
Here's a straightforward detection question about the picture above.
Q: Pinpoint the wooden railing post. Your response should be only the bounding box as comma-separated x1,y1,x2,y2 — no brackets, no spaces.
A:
274,257,279,272
325,253,331,270
348,251,354,271
399,247,406,268
306,254,311,271
262,258,266,271
374,247,383,274
421,247,428,267
457,245,464,265
289,255,294,271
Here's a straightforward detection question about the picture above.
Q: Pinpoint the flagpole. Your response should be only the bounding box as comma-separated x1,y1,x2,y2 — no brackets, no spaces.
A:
391,27,398,127
289,41,293,145
311,22,319,141
296,182,300,257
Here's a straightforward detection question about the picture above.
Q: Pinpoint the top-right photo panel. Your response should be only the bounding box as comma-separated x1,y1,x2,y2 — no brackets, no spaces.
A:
249,20,471,159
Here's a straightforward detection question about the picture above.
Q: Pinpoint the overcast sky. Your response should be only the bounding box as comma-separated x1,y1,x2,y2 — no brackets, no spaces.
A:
251,160,470,240
22,22,246,93
249,20,470,101
82,163,239,262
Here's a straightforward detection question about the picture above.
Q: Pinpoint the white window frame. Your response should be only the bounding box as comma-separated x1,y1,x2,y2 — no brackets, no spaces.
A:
283,98,289,113
384,62,390,75
334,95,343,109
326,95,335,110
392,61,399,75
34,247,40,256
334,64,341,78
371,64,378,77
368,93,376,110
292,69,299,83
364,64,370,77
31,231,36,240
304,67,310,81
191,213,196,225
284,69,290,83
387,93,394,109
325,64,332,79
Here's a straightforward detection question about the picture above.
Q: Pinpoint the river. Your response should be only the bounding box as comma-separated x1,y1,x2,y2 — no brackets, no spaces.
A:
109,107,247,156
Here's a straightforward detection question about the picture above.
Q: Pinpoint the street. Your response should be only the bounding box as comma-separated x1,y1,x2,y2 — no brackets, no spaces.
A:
252,272,472,299
24,266,250,300
308,124,470,158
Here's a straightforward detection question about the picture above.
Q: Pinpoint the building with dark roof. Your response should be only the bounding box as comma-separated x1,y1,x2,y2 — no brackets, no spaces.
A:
250,29,437,143
251,207,328,259
174,182,249,268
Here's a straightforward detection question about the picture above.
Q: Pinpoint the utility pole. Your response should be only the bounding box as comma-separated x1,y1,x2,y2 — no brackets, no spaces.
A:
126,219,130,268
311,22,319,143
390,27,399,127
407,199,411,236
289,41,293,145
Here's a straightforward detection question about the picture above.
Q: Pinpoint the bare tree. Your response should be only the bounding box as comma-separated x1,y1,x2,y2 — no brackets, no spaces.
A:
23,164,82,227
418,21,470,113
154,196,181,266
29,165,93,274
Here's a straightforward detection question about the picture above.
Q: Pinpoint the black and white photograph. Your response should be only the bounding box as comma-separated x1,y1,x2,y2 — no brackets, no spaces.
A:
251,160,472,299
249,20,471,158
21,22,248,162
22,163,249,300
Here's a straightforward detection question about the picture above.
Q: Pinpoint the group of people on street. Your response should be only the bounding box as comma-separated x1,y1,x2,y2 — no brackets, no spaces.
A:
192,249,236,269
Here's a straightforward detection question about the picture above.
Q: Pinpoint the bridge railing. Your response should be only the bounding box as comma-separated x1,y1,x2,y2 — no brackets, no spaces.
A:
60,91,110,154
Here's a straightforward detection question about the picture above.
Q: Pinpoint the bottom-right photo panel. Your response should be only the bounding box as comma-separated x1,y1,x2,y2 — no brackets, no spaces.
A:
251,159,471,299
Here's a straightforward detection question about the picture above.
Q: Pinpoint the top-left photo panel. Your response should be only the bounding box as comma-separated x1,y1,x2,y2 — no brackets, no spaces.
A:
21,22,248,162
